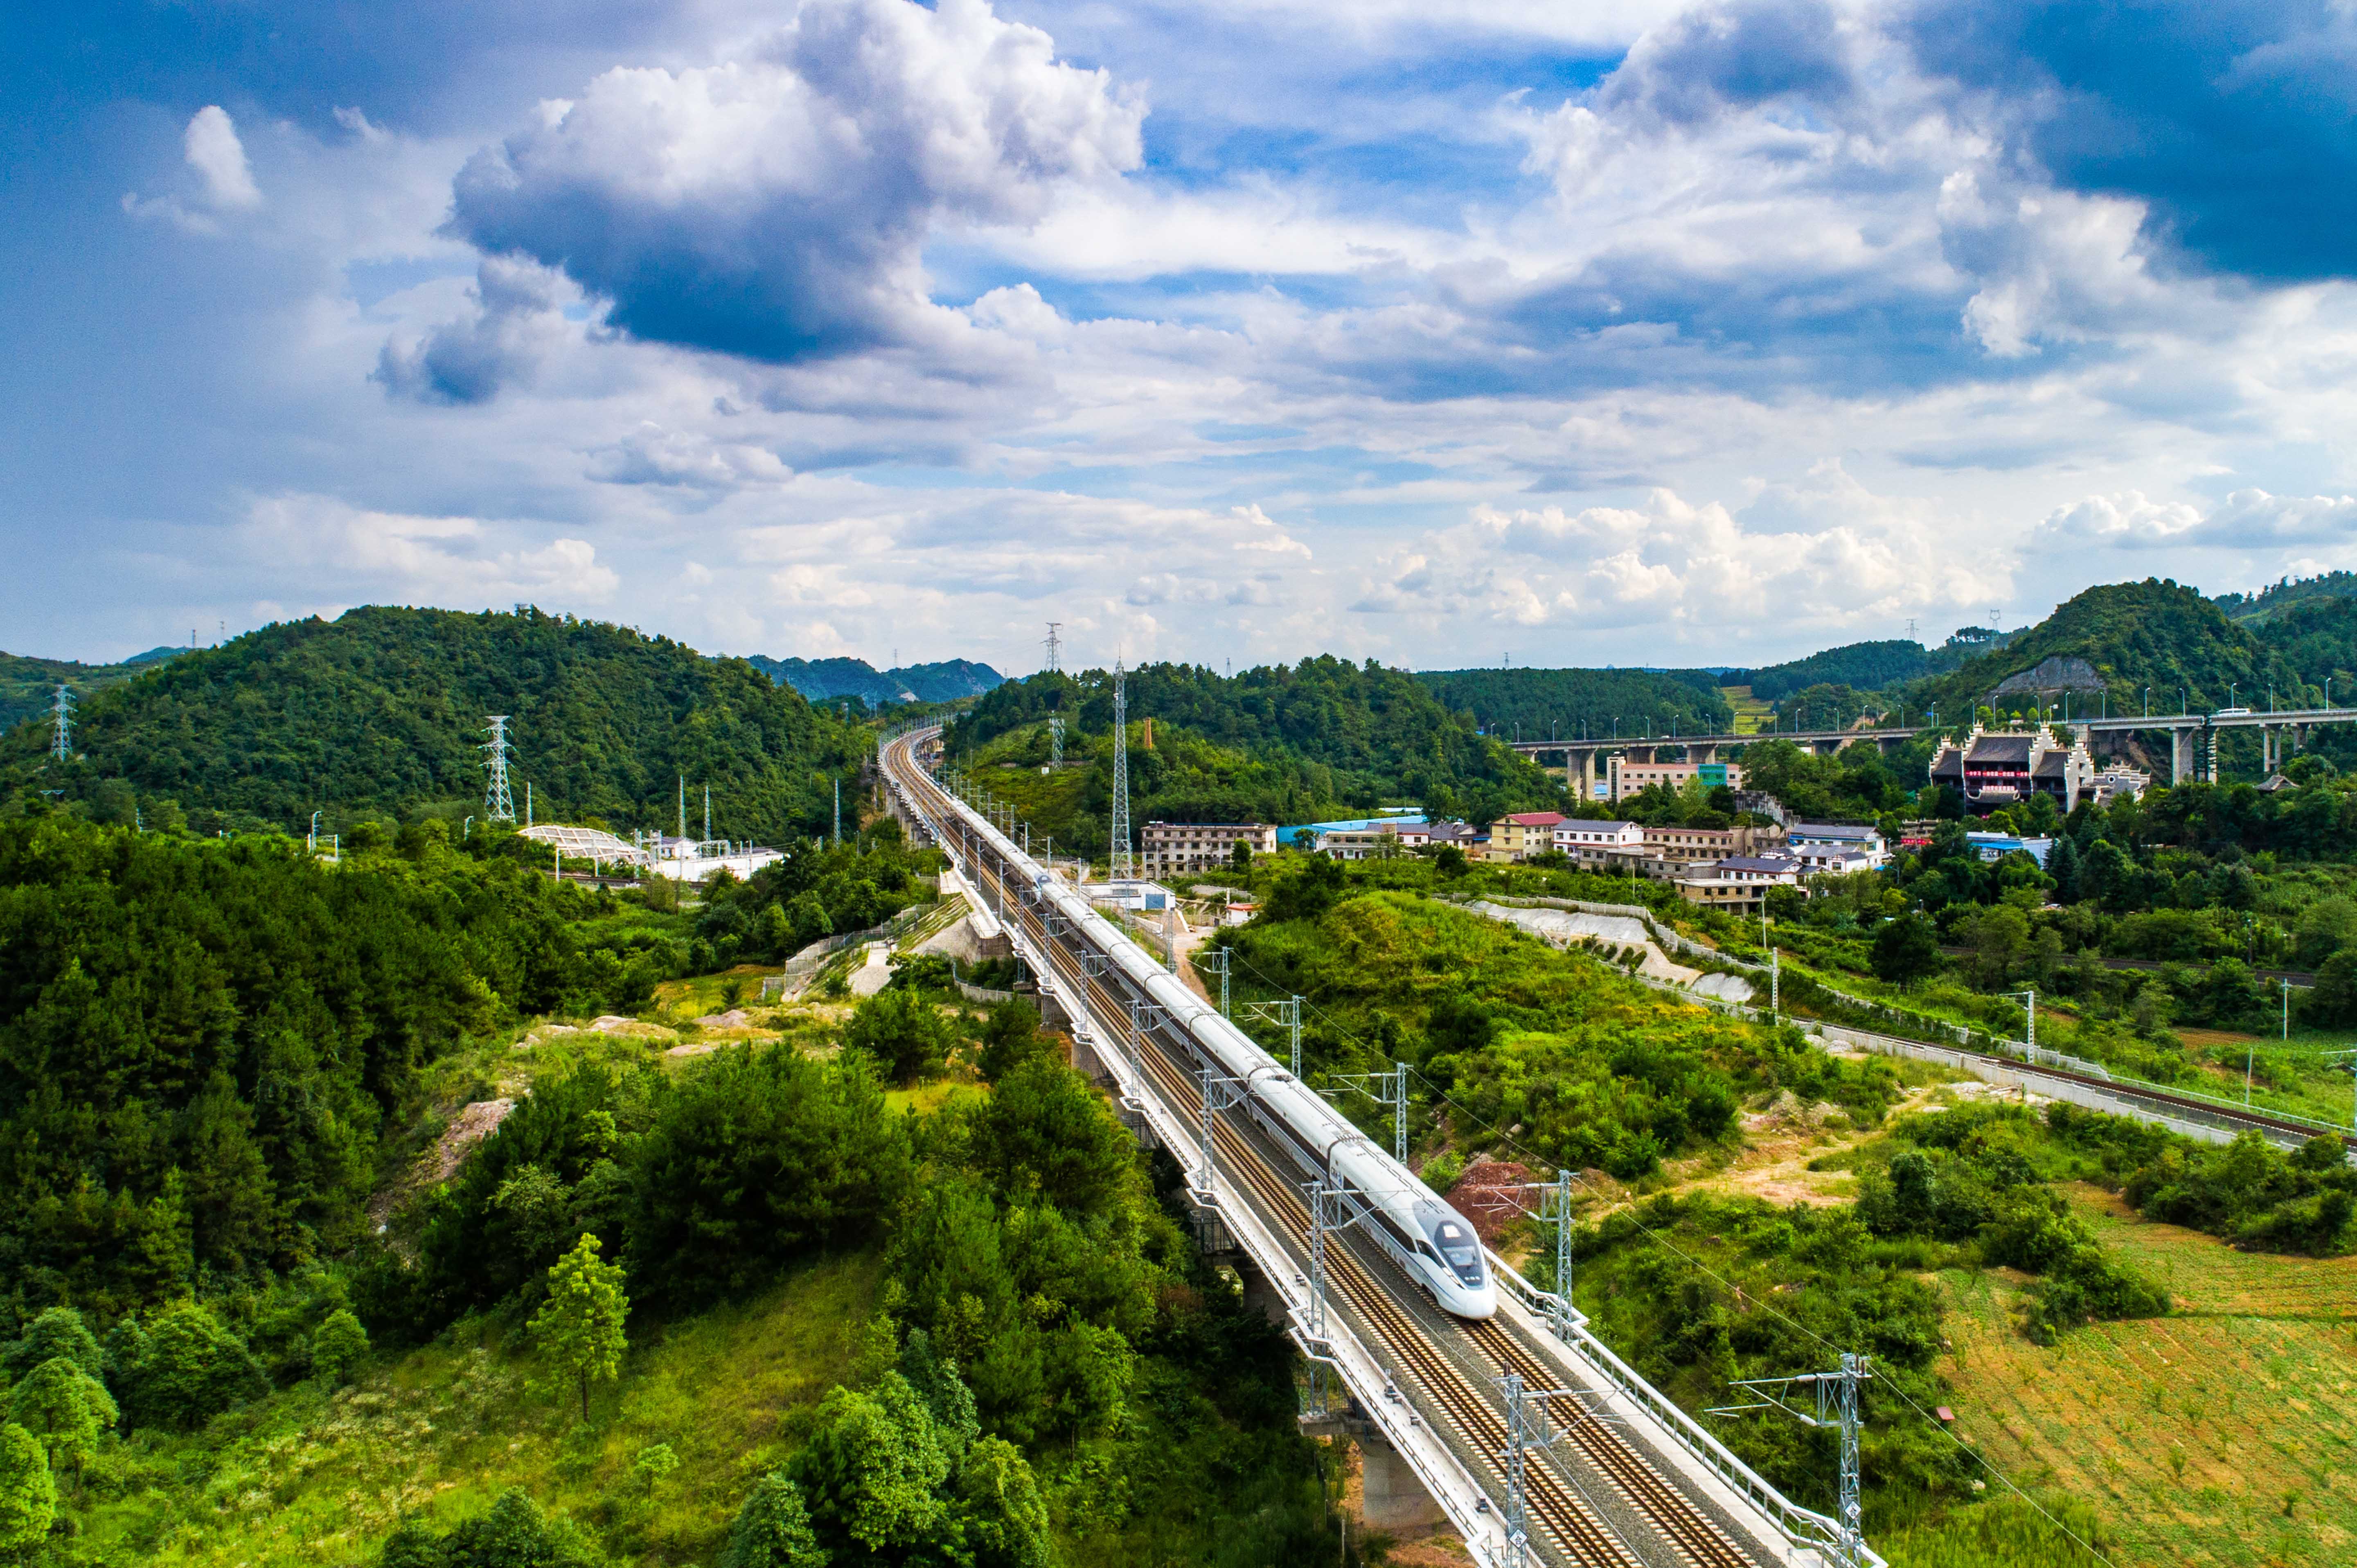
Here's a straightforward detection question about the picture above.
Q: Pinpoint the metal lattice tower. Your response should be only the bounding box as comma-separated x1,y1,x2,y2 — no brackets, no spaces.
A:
1110,660,1133,880
1048,714,1064,767
1043,621,1062,673
50,685,74,761
481,716,516,821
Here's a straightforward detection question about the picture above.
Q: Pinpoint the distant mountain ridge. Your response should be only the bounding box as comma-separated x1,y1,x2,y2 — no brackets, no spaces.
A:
0,645,184,732
747,654,1004,707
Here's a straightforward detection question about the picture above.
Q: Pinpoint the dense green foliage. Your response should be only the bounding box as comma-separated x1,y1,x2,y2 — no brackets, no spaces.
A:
950,660,1563,844
2,607,865,841
1911,579,2307,723
1852,1104,2168,1341
1733,639,1956,703
375,1007,1351,1568
2214,569,2357,624
694,829,934,967
1217,882,1894,1176
0,816,656,1323
1413,667,1733,741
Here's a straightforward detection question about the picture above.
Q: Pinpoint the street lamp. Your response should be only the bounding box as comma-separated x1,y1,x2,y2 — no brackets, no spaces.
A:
2143,687,2150,718
2229,683,2238,711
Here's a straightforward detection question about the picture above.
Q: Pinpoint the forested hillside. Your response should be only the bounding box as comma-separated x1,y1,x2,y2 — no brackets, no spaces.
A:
1732,638,1949,703
0,608,866,841
2215,570,2357,624
1911,579,2308,720
1415,666,1732,738
0,645,178,732
951,658,1564,834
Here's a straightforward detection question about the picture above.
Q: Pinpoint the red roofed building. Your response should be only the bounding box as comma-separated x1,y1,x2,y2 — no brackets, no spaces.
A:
1485,811,1566,862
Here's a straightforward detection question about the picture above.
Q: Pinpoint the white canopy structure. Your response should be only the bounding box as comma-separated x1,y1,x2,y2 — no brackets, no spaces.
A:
519,823,648,870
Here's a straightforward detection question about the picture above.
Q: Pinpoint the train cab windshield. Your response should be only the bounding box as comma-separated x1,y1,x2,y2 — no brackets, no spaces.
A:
1426,1215,1485,1286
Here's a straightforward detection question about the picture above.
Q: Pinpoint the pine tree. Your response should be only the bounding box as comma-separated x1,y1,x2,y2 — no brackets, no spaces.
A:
7,1358,117,1478
719,1471,827,1568
530,1233,629,1421
0,1423,56,1552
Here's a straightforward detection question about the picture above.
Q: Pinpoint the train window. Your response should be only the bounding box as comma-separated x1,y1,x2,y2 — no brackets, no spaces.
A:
1426,1218,1483,1282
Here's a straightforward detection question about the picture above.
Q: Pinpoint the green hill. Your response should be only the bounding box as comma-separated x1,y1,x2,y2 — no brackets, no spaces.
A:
951,658,1565,841
2215,570,2357,624
1911,579,2312,722
0,646,182,733
0,607,866,840
1414,666,1732,739
1733,638,1959,703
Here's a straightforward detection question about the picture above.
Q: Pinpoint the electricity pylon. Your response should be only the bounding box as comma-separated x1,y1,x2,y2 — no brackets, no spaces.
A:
1110,660,1133,880
50,685,74,761
482,716,516,821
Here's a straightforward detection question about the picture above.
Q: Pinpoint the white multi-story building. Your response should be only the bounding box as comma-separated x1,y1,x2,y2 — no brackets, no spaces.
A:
1140,820,1278,876
1786,822,1889,869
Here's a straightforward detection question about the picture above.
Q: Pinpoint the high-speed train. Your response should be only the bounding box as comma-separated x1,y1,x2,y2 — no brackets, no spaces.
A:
888,730,1497,1320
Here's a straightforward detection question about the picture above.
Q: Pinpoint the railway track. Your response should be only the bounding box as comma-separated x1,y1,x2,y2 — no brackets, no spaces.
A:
943,795,1746,1568
892,734,1789,1568
1843,1025,2356,1152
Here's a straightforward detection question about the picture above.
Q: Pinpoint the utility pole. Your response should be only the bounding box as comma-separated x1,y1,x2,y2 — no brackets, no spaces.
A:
2014,988,2036,1057
49,685,74,761
1110,660,1133,881
1242,996,1305,1076
1497,1170,1580,1341
1205,945,1232,1017
526,781,532,828
1771,947,1780,1025
482,716,516,821
1326,1062,1411,1162
1710,1355,1873,1568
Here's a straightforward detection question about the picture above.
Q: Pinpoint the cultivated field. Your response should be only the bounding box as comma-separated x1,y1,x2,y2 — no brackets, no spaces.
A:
1931,1190,2357,1566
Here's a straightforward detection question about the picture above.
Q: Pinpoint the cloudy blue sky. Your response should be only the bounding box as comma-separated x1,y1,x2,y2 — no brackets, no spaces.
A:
9,0,2357,673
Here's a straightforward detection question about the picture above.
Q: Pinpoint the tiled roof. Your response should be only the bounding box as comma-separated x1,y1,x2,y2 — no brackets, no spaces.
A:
1966,735,2033,763
1502,812,1566,826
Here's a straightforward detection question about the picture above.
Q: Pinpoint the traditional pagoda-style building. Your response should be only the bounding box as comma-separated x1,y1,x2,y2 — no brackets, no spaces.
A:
1927,725,2097,813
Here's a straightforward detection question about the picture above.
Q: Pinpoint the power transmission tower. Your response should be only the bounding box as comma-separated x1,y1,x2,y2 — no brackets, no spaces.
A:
1043,622,1062,674
677,775,687,842
482,716,516,821
704,784,712,843
1048,714,1064,767
1110,660,1133,880
49,685,74,761
833,778,841,847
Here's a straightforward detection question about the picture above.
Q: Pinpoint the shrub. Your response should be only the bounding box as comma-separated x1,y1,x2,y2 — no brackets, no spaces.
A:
311,1309,370,1386
116,1301,267,1432
843,988,958,1085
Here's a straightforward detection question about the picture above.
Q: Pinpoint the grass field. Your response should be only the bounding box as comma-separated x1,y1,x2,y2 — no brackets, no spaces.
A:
86,1255,882,1568
1720,685,1775,735
1926,1192,2357,1567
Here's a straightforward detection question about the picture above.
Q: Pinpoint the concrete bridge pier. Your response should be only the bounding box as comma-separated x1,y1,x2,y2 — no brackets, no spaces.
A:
2171,727,2198,786
1300,1408,1447,1533
1688,740,1718,764
1358,1433,1447,1532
